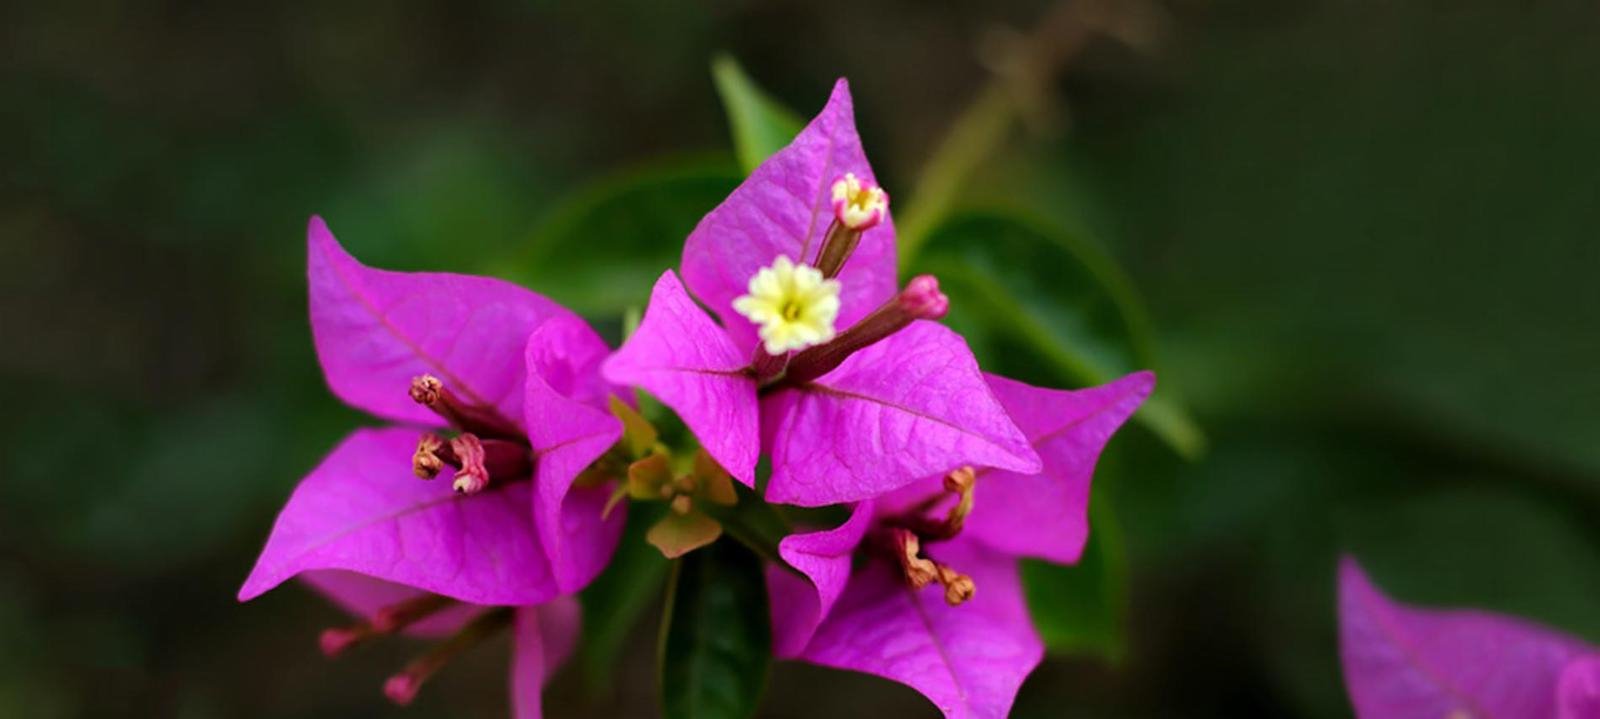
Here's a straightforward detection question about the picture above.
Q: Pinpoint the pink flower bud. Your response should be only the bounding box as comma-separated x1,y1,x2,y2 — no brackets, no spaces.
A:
897,275,949,320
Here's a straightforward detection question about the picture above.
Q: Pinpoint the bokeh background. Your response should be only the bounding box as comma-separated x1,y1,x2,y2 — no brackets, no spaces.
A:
4,0,1599,716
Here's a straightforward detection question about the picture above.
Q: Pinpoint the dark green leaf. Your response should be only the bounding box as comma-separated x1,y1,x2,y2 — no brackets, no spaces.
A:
1021,488,1127,661
910,210,1204,459
494,156,741,315
659,539,772,719
577,503,671,695
710,55,803,174
1339,484,1600,639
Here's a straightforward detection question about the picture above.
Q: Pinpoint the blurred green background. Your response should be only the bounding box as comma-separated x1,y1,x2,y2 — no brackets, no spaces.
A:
4,0,1599,716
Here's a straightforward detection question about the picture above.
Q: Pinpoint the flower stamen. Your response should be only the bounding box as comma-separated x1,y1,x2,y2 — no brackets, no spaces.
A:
884,526,978,606
413,432,453,479
383,607,513,706
435,433,532,495
318,593,458,658
409,375,521,440
888,527,939,590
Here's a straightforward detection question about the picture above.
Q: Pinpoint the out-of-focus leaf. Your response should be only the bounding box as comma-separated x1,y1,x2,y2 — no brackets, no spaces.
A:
498,157,741,314
577,504,671,696
910,210,1204,458
1021,487,1127,661
325,126,544,270
897,85,1016,259
659,540,771,719
710,55,803,174
1339,485,1600,639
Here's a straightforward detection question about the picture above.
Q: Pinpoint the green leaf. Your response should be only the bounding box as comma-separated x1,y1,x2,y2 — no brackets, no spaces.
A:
495,156,741,315
1021,488,1127,661
577,503,671,696
711,55,803,174
658,539,772,719
897,85,1017,259
909,210,1205,459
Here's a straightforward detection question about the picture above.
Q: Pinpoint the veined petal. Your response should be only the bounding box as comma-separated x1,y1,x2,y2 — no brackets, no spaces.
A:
802,539,1043,719
763,322,1039,507
682,79,897,356
511,598,581,719
766,501,876,658
962,371,1153,564
308,216,572,427
1339,557,1596,719
238,427,556,605
524,315,626,594
602,271,760,486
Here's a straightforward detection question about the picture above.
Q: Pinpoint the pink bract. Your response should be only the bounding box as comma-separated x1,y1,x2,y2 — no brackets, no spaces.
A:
767,372,1152,717
245,217,624,610
681,79,897,357
1339,557,1597,719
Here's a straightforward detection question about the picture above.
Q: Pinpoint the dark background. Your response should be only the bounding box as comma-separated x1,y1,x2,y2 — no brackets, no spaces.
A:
4,0,1598,717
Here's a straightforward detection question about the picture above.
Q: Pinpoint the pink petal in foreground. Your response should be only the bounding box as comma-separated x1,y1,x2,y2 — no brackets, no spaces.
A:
1560,655,1600,719
510,598,582,719
1338,557,1596,719
763,322,1040,507
803,539,1043,719
299,570,486,637
524,316,626,593
962,371,1153,564
239,427,555,606
308,215,571,427
766,501,876,658
681,78,897,356
602,271,759,485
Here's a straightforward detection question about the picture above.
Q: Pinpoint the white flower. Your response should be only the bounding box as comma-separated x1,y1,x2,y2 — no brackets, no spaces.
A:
732,255,842,355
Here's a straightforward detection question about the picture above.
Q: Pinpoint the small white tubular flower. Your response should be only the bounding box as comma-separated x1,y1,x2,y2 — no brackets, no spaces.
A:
732,255,842,355
830,172,889,230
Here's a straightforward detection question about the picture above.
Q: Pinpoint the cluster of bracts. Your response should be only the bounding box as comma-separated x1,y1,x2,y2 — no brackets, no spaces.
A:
238,81,1597,719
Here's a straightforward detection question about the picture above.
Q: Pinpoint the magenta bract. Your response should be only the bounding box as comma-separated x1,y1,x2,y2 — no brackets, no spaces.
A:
768,371,1153,718
1339,557,1598,719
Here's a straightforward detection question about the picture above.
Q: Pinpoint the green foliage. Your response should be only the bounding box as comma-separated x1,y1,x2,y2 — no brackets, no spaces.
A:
577,504,672,695
910,210,1204,458
711,55,804,174
1021,489,1128,662
498,156,741,315
658,540,772,719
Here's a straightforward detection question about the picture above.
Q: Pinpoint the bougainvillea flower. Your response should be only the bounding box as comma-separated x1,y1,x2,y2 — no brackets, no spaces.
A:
604,79,1039,506
766,371,1154,719
1339,557,1599,719
238,218,629,707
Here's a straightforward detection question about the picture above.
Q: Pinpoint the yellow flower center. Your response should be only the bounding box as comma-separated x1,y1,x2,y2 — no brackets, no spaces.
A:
731,255,842,355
